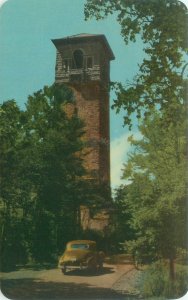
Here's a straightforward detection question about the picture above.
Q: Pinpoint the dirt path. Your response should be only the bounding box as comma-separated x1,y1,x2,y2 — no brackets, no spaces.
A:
0,264,140,299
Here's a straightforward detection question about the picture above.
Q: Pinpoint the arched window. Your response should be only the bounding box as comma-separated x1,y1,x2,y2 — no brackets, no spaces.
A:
73,49,84,69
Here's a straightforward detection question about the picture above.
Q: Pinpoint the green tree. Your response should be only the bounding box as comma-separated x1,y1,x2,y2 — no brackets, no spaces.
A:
0,100,31,269
119,110,187,280
22,84,86,261
107,186,136,253
84,0,187,283
0,84,86,267
85,0,188,127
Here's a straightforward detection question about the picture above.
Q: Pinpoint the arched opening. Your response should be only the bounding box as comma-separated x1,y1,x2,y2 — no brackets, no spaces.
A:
73,49,84,69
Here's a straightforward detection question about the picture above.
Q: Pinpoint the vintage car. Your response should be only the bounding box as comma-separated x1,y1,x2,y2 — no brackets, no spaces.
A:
58,240,105,274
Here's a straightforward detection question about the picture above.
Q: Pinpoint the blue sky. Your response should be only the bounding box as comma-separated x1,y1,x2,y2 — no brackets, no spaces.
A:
0,0,144,118
1,0,187,189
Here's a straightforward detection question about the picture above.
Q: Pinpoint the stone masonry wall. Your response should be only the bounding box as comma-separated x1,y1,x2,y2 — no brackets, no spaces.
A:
67,82,110,187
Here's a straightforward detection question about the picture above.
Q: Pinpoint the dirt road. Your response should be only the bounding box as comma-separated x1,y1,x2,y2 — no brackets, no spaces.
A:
0,264,140,299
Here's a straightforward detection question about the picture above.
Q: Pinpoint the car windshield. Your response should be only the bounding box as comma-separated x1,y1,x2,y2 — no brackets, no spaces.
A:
70,244,89,250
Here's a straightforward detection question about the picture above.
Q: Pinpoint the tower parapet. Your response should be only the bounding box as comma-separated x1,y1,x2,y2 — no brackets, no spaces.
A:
52,33,114,85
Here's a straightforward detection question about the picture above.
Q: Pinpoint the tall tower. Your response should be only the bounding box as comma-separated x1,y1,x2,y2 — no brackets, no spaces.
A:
52,33,115,207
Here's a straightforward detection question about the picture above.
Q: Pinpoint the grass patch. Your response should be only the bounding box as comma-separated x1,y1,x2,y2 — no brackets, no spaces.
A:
138,261,188,299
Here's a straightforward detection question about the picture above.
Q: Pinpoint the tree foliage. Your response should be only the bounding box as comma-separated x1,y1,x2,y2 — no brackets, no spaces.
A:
85,1,188,275
85,0,188,127
117,110,187,278
0,84,86,269
0,100,30,268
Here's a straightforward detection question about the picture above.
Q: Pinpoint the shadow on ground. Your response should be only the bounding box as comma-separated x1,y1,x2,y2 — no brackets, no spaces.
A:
1,263,57,273
64,266,115,277
1,278,140,300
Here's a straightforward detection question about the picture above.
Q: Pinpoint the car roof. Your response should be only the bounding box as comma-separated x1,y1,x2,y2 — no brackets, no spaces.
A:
67,240,96,245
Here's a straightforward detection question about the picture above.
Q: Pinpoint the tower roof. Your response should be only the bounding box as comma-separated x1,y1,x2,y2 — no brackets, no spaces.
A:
52,33,115,60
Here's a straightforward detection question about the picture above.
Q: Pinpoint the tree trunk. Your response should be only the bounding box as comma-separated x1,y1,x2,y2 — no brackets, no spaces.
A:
169,257,175,281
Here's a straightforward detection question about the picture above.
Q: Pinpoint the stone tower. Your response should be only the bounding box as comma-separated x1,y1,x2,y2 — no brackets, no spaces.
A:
52,33,115,212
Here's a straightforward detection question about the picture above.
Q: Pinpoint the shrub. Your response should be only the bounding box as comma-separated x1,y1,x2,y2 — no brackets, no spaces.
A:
139,261,188,299
176,248,188,265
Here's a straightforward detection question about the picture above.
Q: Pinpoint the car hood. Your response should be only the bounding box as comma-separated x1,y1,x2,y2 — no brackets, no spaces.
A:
60,249,91,262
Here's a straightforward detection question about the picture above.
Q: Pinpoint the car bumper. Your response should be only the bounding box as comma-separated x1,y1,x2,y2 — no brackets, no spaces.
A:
64,265,88,270
58,262,88,270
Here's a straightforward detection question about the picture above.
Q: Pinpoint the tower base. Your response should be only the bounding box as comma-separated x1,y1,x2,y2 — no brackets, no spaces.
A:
80,205,110,233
